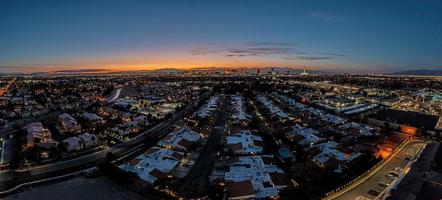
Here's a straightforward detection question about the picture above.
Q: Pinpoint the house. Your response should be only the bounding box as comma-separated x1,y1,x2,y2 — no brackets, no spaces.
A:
25,122,57,149
58,113,81,134
133,115,149,126
62,137,83,152
257,95,290,120
62,132,99,152
119,147,184,185
110,124,140,136
227,180,256,200
224,155,291,199
82,112,105,124
158,127,202,152
309,141,361,173
230,95,251,125
195,96,219,119
10,97,23,105
77,132,99,148
320,114,345,125
287,124,323,147
226,130,263,155
339,122,376,137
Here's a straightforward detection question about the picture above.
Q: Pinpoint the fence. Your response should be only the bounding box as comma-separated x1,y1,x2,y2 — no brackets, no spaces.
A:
322,139,409,199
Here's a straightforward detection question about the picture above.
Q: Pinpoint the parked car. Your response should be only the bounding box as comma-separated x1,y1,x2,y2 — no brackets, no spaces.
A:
368,189,380,196
394,167,403,172
379,180,390,187
386,173,395,179
388,171,399,177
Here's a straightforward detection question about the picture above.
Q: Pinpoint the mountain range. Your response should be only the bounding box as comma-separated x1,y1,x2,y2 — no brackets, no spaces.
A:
389,69,442,76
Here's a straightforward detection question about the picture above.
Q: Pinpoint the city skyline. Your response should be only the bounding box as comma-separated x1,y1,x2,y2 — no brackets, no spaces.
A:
1,1,441,199
1,0,442,73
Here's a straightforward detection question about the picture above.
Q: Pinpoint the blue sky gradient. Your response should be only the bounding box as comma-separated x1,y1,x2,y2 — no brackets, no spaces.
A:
1,0,441,73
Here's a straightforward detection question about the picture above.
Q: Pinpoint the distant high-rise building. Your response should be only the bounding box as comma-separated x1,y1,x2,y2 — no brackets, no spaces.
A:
269,67,277,75
301,66,309,75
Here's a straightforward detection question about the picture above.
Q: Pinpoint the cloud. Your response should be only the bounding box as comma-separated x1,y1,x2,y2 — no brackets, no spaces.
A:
0,64,112,73
190,41,346,61
317,52,347,57
53,69,111,73
244,42,296,47
0,64,62,73
309,12,346,23
285,56,334,60
190,48,225,55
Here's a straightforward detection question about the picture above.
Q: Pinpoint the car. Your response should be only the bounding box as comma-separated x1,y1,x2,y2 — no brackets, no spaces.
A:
379,180,390,187
394,167,403,172
368,189,380,196
356,196,371,200
388,171,399,177
386,173,395,178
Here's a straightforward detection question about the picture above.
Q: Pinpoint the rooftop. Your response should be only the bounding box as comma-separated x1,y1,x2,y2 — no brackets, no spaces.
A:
195,96,219,118
226,130,263,155
225,155,288,199
311,141,361,172
257,95,289,119
158,127,201,151
288,124,322,147
370,109,439,130
119,146,183,185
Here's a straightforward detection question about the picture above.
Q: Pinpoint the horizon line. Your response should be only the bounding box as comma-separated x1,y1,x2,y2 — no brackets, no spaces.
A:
0,66,441,75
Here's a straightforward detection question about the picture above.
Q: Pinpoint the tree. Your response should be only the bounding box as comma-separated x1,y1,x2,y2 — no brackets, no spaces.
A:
103,85,115,96
105,152,116,163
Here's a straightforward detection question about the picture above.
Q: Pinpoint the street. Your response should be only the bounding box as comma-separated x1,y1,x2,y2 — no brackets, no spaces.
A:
106,87,123,103
181,97,227,197
328,140,426,200
0,99,201,195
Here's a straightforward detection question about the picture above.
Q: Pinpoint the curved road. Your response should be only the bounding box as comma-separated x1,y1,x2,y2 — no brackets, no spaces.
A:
107,87,123,103
326,139,426,200
0,97,203,195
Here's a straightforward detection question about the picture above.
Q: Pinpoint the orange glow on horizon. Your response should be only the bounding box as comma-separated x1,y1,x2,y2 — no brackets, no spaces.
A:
14,61,319,73
4,52,344,73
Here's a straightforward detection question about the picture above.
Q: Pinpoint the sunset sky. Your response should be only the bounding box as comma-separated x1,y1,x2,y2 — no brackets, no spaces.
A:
1,0,441,73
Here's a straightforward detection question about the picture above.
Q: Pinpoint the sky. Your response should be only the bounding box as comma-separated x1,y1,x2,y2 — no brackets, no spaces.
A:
1,0,442,73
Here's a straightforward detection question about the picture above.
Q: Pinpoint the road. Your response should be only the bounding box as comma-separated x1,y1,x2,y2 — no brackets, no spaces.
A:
4,176,147,200
0,98,202,195
181,97,227,197
327,139,426,200
107,87,123,103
